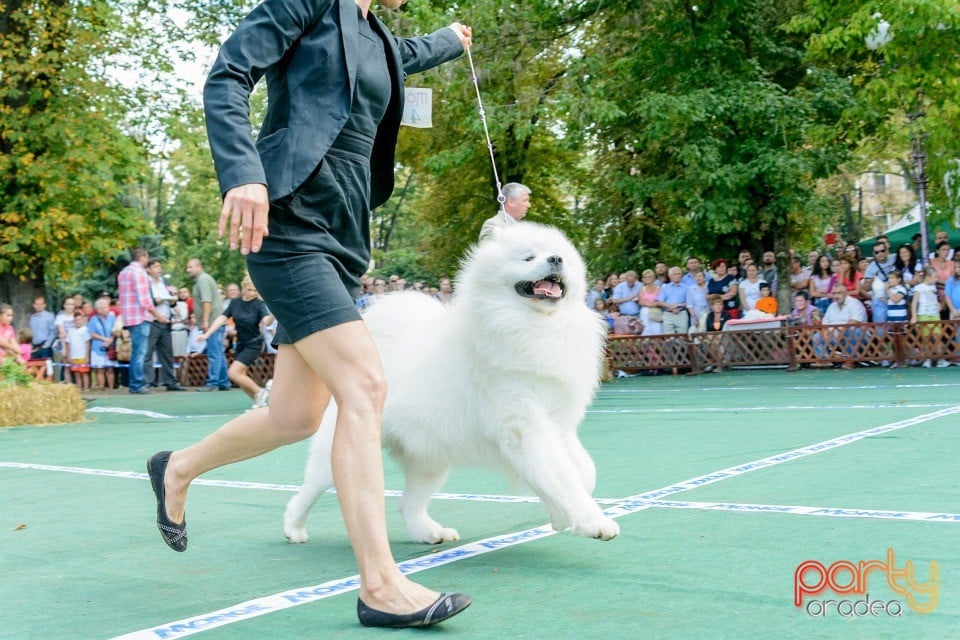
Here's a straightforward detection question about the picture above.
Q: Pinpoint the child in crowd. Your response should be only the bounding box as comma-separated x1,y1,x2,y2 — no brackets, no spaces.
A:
593,298,615,332
65,311,91,390
911,267,947,368
885,270,909,324
17,327,33,363
0,303,25,364
754,281,778,315
186,313,206,356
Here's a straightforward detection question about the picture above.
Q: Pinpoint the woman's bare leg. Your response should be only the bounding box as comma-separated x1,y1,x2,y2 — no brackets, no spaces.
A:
161,324,438,614
161,345,331,524
291,322,440,614
227,361,261,399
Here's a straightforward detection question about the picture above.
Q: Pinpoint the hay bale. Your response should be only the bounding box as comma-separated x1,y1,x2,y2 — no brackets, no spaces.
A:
0,383,86,427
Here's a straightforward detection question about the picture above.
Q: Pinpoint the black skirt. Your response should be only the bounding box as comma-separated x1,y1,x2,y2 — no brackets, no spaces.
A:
246,129,373,344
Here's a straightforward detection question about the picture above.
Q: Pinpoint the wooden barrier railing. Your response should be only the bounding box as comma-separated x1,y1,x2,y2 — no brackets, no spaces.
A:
608,319,960,374
9,354,278,388
175,353,276,387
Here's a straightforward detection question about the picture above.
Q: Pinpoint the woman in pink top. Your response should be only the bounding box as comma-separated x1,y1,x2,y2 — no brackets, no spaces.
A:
930,242,954,285
638,269,662,335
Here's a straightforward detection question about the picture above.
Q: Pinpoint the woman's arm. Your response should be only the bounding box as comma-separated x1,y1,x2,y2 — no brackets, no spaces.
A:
199,314,230,342
394,23,470,76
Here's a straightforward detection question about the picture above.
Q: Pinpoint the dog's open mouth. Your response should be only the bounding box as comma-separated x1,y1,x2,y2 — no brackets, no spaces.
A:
515,275,566,301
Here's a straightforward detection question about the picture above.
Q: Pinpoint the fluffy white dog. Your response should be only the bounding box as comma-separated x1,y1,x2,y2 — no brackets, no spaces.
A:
284,222,619,544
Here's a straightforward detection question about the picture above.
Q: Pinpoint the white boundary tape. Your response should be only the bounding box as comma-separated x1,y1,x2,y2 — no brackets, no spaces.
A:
588,402,955,414
96,404,960,639
4,463,960,524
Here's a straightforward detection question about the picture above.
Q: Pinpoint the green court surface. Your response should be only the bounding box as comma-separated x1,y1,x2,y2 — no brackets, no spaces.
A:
2,369,958,639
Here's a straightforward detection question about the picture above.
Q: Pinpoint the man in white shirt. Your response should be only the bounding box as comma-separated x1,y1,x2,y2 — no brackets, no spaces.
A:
823,284,867,325
478,182,531,242
144,259,185,390
822,283,867,369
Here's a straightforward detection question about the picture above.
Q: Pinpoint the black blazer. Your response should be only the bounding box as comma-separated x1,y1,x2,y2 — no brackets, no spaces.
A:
204,0,463,207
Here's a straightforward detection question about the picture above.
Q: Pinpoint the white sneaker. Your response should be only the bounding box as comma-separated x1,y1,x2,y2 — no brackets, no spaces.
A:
936,359,950,368
922,359,933,368
252,387,269,409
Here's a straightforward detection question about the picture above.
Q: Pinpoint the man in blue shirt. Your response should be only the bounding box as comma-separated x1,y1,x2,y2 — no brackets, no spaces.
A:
680,257,702,287
28,296,57,360
610,270,642,317
657,267,691,334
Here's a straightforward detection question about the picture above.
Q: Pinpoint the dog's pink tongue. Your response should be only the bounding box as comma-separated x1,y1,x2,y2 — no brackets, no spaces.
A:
533,280,561,297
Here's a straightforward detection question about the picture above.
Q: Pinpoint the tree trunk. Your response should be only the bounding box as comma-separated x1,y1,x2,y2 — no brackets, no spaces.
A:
0,272,44,331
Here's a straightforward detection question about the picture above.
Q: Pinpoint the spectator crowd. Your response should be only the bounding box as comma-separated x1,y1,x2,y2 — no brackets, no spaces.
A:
585,231,960,368
3,231,960,388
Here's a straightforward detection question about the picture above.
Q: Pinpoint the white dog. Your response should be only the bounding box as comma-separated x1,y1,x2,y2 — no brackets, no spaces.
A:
284,222,619,544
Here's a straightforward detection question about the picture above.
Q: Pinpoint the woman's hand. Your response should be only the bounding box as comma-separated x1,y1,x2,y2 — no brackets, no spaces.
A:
220,183,270,255
448,22,472,48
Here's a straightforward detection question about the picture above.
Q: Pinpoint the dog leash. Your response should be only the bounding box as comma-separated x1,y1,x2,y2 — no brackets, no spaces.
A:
465,45,506,207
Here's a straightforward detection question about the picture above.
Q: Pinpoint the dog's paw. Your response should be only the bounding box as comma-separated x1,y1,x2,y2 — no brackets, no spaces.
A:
408,525,460,544
283,515,309,544
572,517,619,541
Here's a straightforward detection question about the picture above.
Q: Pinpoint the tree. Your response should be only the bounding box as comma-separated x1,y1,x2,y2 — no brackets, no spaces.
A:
377,1,588,277
790,1,960,227
563,0,854,284
0,0,157,321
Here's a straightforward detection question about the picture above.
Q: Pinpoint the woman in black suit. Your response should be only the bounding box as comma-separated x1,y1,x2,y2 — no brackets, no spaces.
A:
147,0,473,628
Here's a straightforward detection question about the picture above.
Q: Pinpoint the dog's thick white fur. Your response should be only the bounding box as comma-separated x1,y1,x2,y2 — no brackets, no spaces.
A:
284,222,619,544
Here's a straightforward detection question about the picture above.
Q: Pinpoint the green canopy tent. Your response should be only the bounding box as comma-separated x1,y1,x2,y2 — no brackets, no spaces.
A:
857,219,959,256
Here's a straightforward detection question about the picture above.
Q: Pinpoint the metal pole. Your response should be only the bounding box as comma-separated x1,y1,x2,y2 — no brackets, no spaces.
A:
908,99,929,263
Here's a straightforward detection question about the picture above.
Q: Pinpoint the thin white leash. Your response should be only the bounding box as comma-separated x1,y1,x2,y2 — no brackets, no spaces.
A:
465,45,506,206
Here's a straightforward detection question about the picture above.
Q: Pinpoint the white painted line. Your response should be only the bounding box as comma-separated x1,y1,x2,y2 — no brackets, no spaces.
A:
641,500,960,523
598,382,960,393
588,402,953,414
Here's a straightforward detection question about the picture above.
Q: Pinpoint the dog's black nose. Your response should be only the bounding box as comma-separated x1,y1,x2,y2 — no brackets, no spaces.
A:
547,255,563,267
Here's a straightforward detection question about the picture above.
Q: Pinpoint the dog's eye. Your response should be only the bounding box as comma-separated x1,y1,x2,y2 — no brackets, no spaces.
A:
523,255,535,262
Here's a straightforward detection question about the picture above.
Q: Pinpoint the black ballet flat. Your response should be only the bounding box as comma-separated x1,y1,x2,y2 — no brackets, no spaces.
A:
146,451,187,552
357,592,472,628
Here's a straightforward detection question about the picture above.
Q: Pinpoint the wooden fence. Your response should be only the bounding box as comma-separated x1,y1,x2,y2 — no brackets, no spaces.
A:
607,319,960,374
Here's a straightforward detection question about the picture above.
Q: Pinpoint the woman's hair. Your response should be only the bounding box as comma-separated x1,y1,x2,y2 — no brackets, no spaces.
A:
836,256,855,273
937,241,952,253
811,255,832,279
711,258,728,270
709,294,724,305
794,290,810,300
894,244,919,272
641,268,655,280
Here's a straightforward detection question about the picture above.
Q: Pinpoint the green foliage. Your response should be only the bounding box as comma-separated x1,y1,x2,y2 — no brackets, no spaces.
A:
0,358,34,388
791,1,960,210
0,1,152,282
560,0,854,269
6,0,958,303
